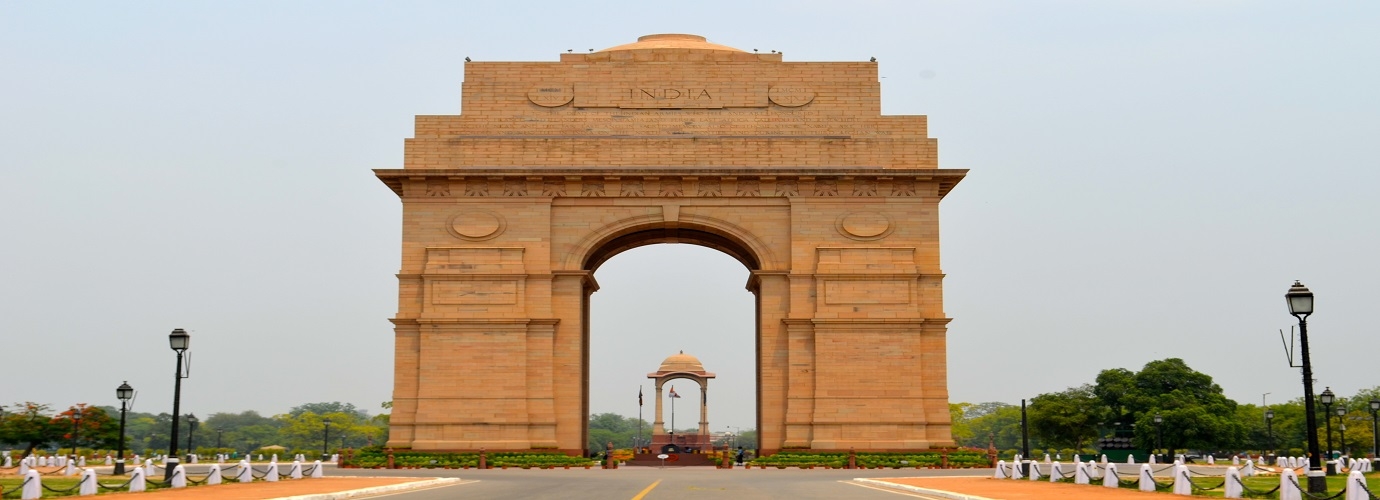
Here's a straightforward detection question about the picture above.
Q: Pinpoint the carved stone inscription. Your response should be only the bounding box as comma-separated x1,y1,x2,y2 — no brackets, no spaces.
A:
468,109,890,137
573,82,768,108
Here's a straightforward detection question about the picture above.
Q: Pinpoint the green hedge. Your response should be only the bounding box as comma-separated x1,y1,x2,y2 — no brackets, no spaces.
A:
342,447,595,468
748,451,988,469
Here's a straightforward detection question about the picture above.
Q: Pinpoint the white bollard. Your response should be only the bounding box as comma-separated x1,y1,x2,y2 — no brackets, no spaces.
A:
3,455,10,467
1171,464,1192,495
79,468,97,496
1224,466,1242,498
66,458,76,476
265,463,280,482
1103,462,1119,488
1100,454,1108,465
144,458,155,478
1279,468,1302,500
1074,461,1091,484
290,460,303,479
1049,461,1062,483
207,464,222,485
1043,453,1050,463
235,459,253,482
311,459,325,478
1128,454,1136,465
1345,469,1368,500
994,460,1009,479
1208,456,1215,465
272,454,278,462
1088,459,1101,479
171,464,187,488
129,466,146,492
1011,460,1024,480
1029,460,1042,481
1243,459,1255,477
1139,463,1156,492
21,469,41,500
1149,454,1157,464
18,457,29,475
105,455,112,466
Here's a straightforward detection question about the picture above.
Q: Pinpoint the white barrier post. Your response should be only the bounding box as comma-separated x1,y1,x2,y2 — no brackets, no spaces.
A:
312,459,325,478
1171,464,1192,495
1139,463,1155,492
1345,469,1368,500
290,460,303,479
207,464,222,485
1224,466,1242,498
79,468,97,496
171,464,187,488
236,459,252,482
994,460,1009,479
129,466,146,492
1279,468,1302,500
265,462,279,482
21,469,41,500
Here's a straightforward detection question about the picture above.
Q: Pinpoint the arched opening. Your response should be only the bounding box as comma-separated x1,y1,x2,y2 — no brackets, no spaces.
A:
582,229,759,457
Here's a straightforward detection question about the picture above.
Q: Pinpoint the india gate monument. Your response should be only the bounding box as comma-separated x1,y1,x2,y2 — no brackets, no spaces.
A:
376,34,966,456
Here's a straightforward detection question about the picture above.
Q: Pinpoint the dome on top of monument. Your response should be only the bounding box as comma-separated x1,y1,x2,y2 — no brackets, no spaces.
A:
598,34,745,53
657,350,706,373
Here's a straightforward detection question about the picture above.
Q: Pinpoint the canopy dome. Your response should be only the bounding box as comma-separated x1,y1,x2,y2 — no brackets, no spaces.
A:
658,350,705,373
598,34,745,53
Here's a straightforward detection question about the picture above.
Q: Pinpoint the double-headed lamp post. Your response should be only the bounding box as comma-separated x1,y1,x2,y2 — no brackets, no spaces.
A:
1370,399,1380,460
1265,409,1275,459
115,382,134,475
1286,281,1326,493
166,328,190,481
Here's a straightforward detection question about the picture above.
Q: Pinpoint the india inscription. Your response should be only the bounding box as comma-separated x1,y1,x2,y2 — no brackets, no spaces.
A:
379,33,966,456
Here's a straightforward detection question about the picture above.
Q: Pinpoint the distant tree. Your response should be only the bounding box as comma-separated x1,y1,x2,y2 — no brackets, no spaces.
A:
949,403,974,444
289,402,367,420
586,413,650,451
955,402,1026,450
0,402,60,457
1109,359,1246,453
1029,385,1102,451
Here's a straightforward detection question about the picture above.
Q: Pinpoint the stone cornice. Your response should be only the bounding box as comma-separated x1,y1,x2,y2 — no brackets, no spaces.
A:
374,167,966,200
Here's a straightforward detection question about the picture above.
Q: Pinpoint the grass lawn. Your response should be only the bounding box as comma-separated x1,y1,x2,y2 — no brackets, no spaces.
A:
0,475,170,497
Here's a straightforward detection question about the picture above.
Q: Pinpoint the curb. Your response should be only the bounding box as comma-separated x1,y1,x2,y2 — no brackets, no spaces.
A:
267,477,466,500
852,478,999,500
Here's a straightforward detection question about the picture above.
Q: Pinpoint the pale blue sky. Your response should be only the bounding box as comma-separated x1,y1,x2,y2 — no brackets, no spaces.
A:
2,2,1377,432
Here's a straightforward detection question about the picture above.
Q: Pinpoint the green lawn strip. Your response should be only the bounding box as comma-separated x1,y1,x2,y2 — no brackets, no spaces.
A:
0,476,174,497
1055,471,1380,498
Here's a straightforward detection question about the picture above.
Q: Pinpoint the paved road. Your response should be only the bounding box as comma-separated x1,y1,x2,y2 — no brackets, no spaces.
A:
330,467,987,499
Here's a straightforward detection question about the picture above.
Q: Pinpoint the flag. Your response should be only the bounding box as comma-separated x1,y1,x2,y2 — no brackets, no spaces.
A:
669,386,681,398
638,387,643,407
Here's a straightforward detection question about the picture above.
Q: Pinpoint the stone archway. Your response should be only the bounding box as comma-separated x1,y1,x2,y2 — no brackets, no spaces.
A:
377,34,966,455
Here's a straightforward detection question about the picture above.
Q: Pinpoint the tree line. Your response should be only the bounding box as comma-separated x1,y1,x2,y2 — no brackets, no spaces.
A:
952,358,1379,457
0,401,388,457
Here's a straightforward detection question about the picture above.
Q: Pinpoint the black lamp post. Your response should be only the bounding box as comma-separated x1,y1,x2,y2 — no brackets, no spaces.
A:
1265,409,1275,459
1335,406,1347,458
1370,399,1379,461
1154,413,1164,462
186,414,198,460
115,382,134,475
70,406,83,458
1320,387,1335,468
216,429,223,451
322,418,331,460
1019,399,1030,476
1286,281,1326,493
166,328,190,481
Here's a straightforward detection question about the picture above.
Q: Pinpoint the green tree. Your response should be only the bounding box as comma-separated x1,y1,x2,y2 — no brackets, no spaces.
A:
1106,359,1246,453
0,402,60,457
1029,385,1102,451
585,413,650,451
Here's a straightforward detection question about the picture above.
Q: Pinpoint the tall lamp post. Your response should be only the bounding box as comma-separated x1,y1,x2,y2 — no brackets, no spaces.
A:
1286,281,1326,493
322,418,331,460
186,414,198,460
1020,399,1031,476
216,429,223,451
115,382,134,475
1320,387,1335,470
1154,413,1164,463
70,406,84,458
1335,406,1347,458
166,328,190,481
1370,399,1379,461
1265,409,1275,459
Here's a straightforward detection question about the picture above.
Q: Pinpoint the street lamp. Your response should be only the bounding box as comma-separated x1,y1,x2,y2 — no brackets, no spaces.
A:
115,382,134,475
186,414,198,460
1286,281,1326,493
1369,399,1379,460
70,406,83,458
166,328,190,481
322,418,331,460
1320,387,1335,470
216,429,223,451
1335,406,1347,458
1020,399,1031,476
1154,413,1164,463
1265,409,1275,459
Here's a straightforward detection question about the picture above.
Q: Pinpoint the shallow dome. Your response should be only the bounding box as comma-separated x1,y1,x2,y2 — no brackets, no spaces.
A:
657,350,706,373
598,34,745,53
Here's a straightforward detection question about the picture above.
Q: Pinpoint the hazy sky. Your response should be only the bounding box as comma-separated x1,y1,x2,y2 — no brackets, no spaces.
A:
3,2,1377,433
